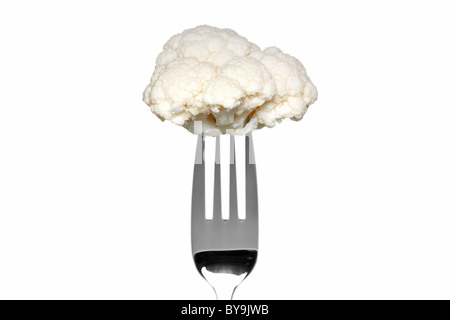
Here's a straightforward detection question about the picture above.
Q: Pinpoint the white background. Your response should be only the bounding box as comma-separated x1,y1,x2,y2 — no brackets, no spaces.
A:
1,0,449,300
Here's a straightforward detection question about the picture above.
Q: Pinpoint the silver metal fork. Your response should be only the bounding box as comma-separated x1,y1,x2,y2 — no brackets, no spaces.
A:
191,133,258,300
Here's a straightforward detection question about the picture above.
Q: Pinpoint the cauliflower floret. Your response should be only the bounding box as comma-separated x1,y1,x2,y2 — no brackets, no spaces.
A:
143,25,317,135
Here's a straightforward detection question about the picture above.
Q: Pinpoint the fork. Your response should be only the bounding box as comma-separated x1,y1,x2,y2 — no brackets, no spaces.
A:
191,133,258,300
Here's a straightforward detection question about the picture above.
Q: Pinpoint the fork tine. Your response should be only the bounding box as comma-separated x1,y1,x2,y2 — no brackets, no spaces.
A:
191,135,205,227
213,136,222,221
246,133,258,224
204,136,216,220
234,135,246,220
222,135,232,220
229,135,239,221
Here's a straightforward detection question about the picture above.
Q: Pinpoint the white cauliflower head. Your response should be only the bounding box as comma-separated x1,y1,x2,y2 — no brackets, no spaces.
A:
143,25,317,135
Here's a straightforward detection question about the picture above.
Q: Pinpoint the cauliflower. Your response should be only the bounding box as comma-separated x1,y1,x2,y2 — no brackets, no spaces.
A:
143,25,317,135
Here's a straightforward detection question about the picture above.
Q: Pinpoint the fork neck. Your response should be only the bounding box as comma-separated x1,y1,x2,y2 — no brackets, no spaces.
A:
212,280,238,300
